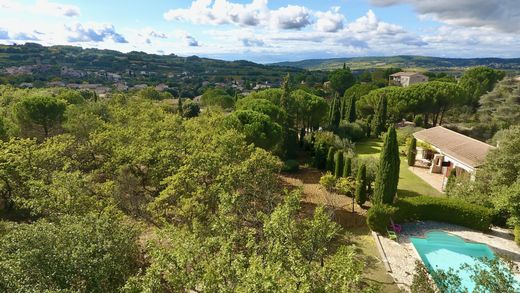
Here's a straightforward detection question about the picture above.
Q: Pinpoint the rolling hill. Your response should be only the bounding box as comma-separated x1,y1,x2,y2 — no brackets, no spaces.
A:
271,55,520,72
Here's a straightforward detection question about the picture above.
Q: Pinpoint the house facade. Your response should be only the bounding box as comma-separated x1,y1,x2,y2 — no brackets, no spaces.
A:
389,72,429,87
413,126,495,186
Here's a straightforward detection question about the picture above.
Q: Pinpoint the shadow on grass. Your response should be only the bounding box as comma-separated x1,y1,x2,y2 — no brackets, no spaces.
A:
355,139,383,156
397,189,424,198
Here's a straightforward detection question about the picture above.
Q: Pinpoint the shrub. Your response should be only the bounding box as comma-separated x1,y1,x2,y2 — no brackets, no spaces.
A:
396,126,422,146
337,121,365,141
413,115,423,127
282,160,299,173
366,204,397,234
394,196,492,231
515,226,520,246
335,177,355,196
320,172,336,192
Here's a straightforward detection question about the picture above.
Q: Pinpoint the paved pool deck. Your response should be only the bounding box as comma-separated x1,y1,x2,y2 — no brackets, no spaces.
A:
377,221,520,292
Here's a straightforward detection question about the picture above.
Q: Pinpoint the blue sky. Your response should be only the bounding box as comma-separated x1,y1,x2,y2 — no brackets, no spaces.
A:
0,0,519,63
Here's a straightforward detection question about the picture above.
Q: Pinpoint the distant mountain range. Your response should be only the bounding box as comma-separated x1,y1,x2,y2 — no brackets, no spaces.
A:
271,56,520,72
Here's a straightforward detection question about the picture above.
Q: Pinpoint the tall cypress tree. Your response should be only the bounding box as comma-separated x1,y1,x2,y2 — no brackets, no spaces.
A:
334,150,344,178
374,126,400,204
177,97,183,115
329,94,341,129
314,144,327,170
407,137,417,166
371,94,387,137
355,163,367,206
343,156,352,177
344,94,357,123
326,146,335,171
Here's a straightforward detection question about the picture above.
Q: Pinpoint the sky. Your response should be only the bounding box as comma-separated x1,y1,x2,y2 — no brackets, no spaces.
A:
0,0,519,63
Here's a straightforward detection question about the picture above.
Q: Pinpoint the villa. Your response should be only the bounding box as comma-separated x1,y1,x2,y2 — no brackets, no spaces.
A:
412,126,495,189
389,72,428,87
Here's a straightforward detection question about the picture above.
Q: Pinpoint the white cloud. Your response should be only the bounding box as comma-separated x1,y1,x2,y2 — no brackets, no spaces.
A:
33,0,80,17
12,32,40,41
173,30,200,47
66,23,128,43
0,0,80,17
370,0,520,33
164,0,312,30
269,5,311,30
315,7,344,32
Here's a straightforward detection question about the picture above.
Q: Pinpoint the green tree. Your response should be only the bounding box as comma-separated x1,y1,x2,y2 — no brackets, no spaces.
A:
328,67,355,96
15,95,66,137
326,146,335,171
355,163,367,206
343,83,377,120
225,110,282,151
177,97,183,115
334,150,344,178
235,96,287,125
371,94,387,137
343,156,352,177
343,93,357,123
459,66,505,108
479,77,520,130
374,126,400,204
407,137,417,166
329,95,341,129
182,99,200,118
201,88,235,109
0,213,139,293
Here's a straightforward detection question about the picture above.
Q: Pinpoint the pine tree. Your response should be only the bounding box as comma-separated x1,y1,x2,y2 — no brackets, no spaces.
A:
374,126,400,204
334,151,344,178
371,94,387,137
355,163,367,206
407,137,417,166
326,147,335,171
343,157,352,177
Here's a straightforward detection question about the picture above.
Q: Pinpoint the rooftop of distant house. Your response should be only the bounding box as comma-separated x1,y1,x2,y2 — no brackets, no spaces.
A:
413,126,496,168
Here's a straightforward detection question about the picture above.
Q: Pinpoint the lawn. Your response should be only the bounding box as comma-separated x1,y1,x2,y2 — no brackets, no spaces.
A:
354,138,443,198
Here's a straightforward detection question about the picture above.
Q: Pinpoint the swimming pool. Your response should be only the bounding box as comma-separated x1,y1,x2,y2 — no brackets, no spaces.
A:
411,231,496,292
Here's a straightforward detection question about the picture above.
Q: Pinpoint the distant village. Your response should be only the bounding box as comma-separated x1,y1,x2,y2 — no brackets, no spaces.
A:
2,64,282,97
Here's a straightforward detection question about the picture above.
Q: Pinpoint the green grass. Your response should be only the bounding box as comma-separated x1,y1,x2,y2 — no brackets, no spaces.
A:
355,138,444,198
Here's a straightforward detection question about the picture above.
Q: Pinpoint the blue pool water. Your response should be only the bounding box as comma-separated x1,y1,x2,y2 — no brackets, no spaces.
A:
411,231,497,292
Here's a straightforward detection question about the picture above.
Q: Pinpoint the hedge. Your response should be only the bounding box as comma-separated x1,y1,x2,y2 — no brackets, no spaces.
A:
394,196,492,232
367,204,398,234
515,226,520,246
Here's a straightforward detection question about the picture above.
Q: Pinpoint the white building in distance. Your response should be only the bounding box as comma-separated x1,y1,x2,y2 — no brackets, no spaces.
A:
389,72,429,87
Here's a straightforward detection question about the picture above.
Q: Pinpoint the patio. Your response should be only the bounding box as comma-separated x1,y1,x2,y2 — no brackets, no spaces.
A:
408,165,446,193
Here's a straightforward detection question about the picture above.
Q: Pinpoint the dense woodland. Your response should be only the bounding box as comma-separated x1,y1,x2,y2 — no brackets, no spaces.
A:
1,43,520,292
